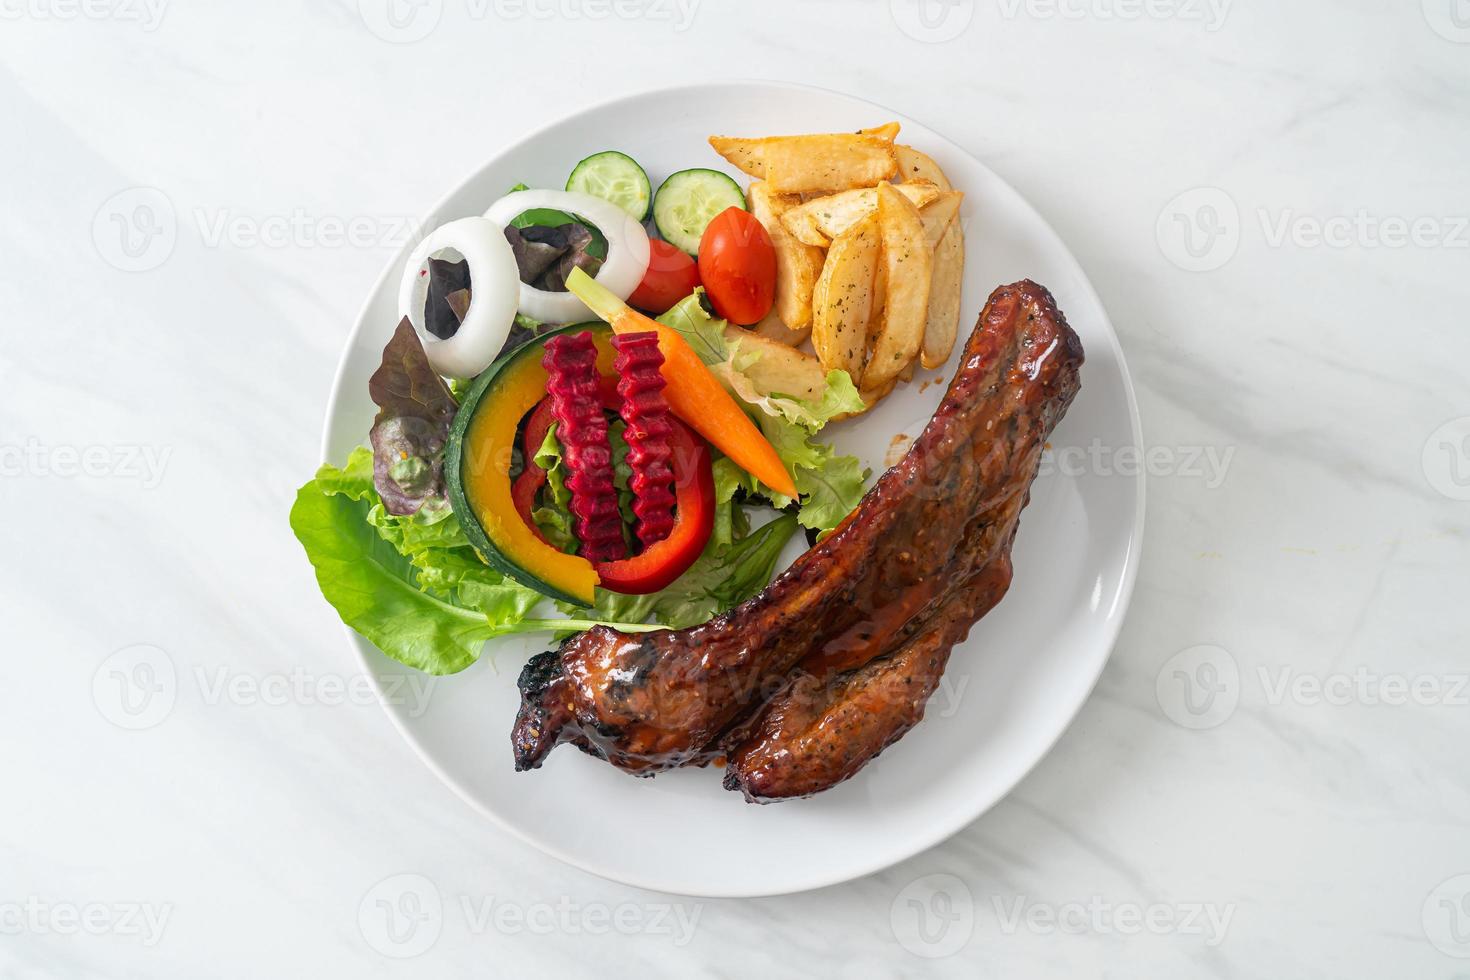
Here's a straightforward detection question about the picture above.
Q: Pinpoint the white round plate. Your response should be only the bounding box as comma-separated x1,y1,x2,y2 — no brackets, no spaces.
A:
323,81,1143,898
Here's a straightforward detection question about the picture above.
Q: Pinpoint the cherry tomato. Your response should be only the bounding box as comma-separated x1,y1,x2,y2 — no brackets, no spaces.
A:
628,239,701,315
697,207,776,325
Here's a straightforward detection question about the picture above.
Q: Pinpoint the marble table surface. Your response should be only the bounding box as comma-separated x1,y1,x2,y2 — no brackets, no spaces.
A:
3,2,1468,976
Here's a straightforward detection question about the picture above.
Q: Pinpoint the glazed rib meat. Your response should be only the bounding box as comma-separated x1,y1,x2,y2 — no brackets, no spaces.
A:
720,478,1032,801
724,547,1017,803
512,280,1085,777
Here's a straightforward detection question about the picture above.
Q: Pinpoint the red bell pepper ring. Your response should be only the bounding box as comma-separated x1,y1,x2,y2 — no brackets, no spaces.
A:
593,417,714,595
513,386,715,594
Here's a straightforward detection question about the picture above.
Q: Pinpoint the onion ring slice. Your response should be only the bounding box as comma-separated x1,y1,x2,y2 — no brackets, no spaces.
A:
397,217,521,379
484,189,650,324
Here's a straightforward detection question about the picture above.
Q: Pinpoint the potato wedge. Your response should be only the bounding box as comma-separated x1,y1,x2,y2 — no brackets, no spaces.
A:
749,307,811,347
922,218,965,369
778,206,828,250
710,133,897,195
871,256,888,324
722,325,827,401
860,122,901,141
868,253,888,365
853,376,897,415
895,144,952,192
919,191,963,248
810,212,880,386
780,181,940,248
864,183,932,390
747,180,823,335
708,135,769,177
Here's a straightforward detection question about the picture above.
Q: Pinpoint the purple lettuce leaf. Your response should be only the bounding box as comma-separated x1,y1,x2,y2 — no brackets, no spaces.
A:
368,318,459,516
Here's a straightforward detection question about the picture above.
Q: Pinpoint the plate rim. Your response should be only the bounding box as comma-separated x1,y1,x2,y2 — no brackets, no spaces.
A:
319,78,1146,898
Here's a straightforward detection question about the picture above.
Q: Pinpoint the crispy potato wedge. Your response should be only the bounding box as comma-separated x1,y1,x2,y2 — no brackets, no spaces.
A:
707,135,768,177
810,212,880,386
871,256,888,324
852,376,897,415
860,122,901,141
722,325,827,401
747,180,823,334
749,307,811,347
777,207,827,250
864,183,932,390
709,133,897,195
779,181,941,248
922,218,965,369
895,144,952,192
919,191,963,247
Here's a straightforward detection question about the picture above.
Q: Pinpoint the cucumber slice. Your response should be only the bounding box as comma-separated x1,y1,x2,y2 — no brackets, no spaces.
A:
565,151,652,222
652,169,746,255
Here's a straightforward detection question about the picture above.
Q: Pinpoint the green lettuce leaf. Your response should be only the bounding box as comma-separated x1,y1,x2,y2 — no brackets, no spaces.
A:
292,452,662,673
555,587,660,632
311,445,377,500
705,413,871,533
790,452,869,531
711,456,755,550
750,414,870,531
609,418,638,541
804,370,868,427
642,513,801,629
529,422,578,553
291,475,503,675
656,289,728,365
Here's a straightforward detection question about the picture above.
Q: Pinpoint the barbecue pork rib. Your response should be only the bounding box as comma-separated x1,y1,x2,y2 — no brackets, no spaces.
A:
720,478,1032,801
724,546,1017,803
711,478,1030,778
512,280,1084,776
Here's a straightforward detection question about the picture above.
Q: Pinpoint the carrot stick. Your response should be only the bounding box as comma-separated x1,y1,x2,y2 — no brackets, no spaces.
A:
567,268,798,498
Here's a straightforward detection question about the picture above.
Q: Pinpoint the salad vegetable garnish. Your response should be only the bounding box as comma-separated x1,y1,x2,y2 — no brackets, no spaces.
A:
503,223,602,291
542,331,626,564
566,150,653,222
396,217,521,379
565,266,798,498
483,188,650,324
611,332,677,548
652,168,746,255
627,238,701,316
368,318,459,517
295,144,889,675
423,256,471,340
697,206,777,325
